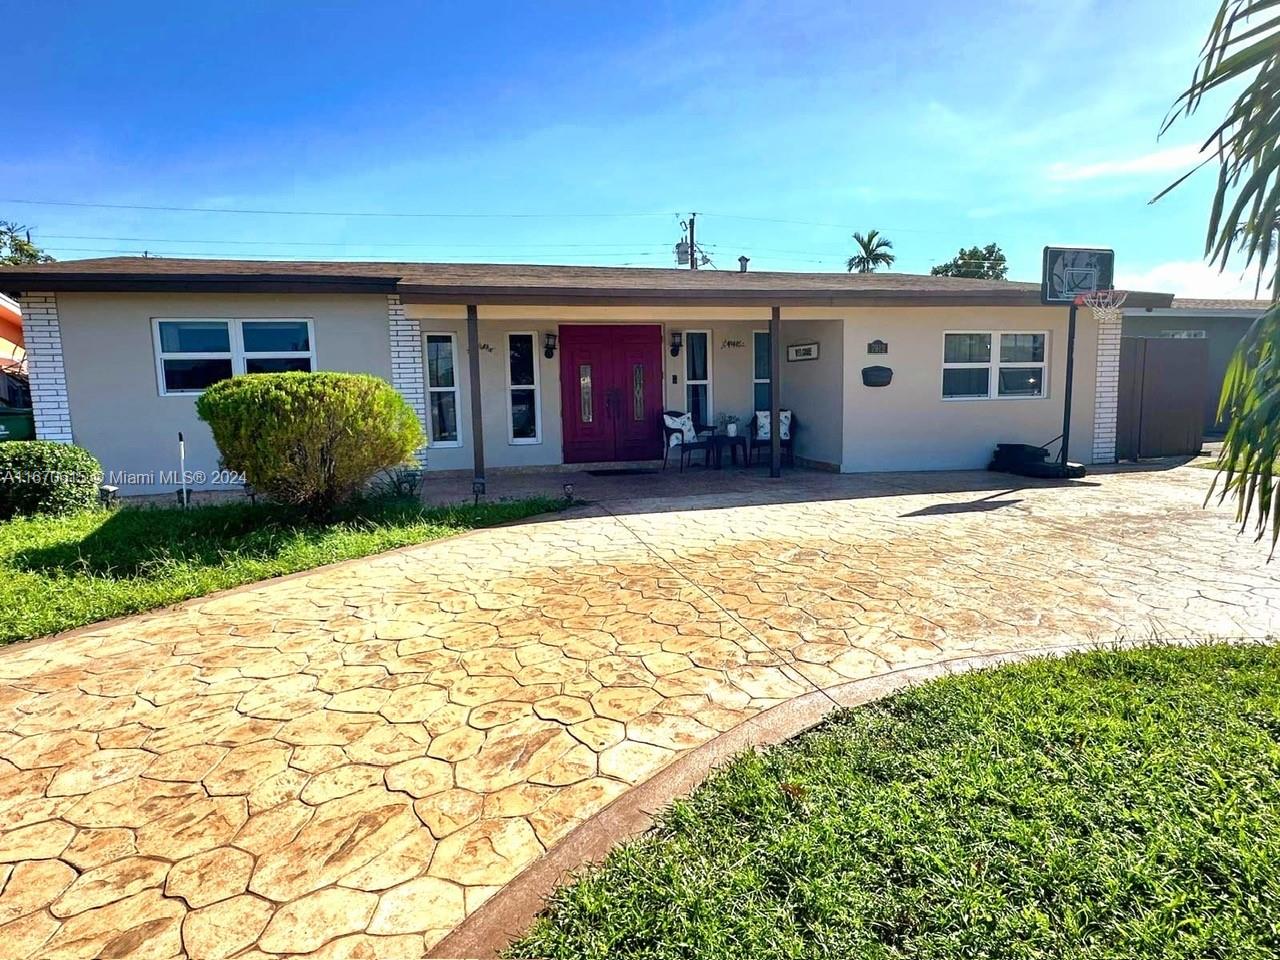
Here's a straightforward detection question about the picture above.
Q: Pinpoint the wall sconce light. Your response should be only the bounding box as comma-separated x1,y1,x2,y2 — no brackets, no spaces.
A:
543,332,558,359
669,331,683,358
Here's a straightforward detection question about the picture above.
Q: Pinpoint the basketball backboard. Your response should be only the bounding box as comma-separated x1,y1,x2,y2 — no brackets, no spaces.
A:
1041,246,1114,304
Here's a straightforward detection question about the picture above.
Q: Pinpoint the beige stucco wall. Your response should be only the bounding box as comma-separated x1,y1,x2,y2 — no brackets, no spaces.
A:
838,305,1097,471
777,318,844,467
49,295,1101,492
57,293,392,494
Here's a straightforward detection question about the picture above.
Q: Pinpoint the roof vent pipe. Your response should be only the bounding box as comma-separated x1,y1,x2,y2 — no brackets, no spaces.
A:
738,256,750,273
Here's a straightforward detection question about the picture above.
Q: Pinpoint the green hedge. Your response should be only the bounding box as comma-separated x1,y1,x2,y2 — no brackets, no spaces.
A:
196,372,424,515
0,441,103,519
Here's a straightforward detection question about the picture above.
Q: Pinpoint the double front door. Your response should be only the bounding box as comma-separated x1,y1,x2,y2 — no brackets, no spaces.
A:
559,324,664,463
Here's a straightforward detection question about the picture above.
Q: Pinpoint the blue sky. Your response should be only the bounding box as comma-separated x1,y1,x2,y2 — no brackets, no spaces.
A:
3,0,1255,296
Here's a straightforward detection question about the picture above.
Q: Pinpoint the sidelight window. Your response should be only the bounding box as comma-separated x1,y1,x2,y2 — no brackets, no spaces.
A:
507,332,541,443
684,330,712,426
425,333,461,446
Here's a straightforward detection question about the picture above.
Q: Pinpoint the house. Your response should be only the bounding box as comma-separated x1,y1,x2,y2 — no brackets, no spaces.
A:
0,256,1171,495
0,293,22,363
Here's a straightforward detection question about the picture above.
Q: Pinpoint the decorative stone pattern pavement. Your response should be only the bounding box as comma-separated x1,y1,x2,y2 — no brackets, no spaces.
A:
0,466,1277,959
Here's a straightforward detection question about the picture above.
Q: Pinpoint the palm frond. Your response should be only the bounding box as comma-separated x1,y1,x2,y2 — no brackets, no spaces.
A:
1161,0,1280,553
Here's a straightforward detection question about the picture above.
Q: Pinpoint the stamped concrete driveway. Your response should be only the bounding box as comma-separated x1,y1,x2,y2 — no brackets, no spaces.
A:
1,466,1278,959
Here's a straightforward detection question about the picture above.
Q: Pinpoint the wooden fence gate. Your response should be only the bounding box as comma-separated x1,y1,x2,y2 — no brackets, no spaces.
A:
1116,337,1209,460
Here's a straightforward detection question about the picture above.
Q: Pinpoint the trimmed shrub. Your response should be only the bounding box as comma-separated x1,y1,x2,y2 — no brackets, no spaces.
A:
196,372,424,515
0,441,103,519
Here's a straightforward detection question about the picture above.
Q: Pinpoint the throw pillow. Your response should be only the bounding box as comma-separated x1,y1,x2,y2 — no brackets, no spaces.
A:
664,412,696,447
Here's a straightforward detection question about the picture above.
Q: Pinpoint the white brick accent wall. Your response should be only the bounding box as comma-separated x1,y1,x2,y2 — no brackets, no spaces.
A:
1091,306,1122,464
19,292,74,443
387,294,429,462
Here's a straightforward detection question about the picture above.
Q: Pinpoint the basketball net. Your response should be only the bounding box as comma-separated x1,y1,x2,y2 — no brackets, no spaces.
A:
1075,289,1128,324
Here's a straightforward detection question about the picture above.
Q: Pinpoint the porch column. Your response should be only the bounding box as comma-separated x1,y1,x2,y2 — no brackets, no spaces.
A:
770,305,782,478
466,304,486,492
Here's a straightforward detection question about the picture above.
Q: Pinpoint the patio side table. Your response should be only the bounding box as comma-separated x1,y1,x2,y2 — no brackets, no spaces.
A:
707,433,748,469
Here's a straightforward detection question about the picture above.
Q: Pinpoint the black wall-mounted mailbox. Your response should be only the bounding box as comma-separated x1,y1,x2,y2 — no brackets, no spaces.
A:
862,365,893,387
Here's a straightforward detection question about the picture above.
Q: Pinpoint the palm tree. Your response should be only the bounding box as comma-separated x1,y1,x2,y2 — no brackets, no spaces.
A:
1158,1,1280,552
846,230,895,273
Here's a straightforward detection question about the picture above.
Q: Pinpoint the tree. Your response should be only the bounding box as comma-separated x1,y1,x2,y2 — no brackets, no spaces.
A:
0,222,53,265
930,243,1008,279
1158,1,1280,551
846,230,895,273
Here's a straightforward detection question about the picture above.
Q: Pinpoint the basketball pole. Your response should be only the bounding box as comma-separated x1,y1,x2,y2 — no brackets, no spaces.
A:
1059,299,1078,469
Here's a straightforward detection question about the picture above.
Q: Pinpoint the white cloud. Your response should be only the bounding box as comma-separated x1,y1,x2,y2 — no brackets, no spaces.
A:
1046,143,1206,182
1116,260,1264,299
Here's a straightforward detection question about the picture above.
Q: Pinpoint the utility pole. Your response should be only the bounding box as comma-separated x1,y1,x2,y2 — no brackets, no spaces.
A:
677,213,700,269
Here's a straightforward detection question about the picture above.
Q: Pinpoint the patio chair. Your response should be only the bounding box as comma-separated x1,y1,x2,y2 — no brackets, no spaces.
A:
661,410,713,471
748,410,797,466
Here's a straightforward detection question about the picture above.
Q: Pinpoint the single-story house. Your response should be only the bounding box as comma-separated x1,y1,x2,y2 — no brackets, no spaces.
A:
0,292,23,363
1122,297,1266,435
0,257,1171,495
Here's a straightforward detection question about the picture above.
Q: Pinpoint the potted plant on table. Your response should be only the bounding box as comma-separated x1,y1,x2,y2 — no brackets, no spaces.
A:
717,413,740,437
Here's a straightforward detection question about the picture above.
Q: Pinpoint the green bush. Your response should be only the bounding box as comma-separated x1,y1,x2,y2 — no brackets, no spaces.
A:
196,372,424,515
0,441,102,519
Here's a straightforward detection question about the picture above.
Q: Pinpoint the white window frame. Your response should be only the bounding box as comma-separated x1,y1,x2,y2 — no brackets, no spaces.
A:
423,332,462,448
684,329,713,422
505,330,542,445
752,328,771,412
941,330,1049,402
152,317,316,396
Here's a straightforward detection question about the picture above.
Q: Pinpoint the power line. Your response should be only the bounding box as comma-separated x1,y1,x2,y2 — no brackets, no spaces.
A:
7,197,975,239
701,211,968,236
33,233,998,267
39,246,674,262
35,233,676,250
3,198,676,220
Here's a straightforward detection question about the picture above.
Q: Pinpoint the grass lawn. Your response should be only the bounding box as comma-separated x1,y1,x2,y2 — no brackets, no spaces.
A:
512,643,1280,960
0,494,563,644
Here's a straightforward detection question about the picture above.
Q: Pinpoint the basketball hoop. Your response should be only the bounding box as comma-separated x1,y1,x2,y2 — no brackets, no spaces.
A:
1075,288,1128,323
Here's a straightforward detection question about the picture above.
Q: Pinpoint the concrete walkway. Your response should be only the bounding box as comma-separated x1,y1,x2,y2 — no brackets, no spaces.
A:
0,465,1277,959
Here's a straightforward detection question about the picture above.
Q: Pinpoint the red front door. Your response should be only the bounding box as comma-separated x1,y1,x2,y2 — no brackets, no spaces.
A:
559,325,664,463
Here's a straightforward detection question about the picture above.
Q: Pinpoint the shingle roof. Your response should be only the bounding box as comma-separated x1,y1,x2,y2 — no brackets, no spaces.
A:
1170,296,1270,312
0,256,1174,308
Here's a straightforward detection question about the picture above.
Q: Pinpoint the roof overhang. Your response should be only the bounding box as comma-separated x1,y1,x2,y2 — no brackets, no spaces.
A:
1126,306,1264,318
0,269,1174,310
0,272,400,296
398,285,1174,309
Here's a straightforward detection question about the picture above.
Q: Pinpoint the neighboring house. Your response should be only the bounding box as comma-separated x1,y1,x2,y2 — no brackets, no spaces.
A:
1123,297,1266,435
0,257,1171,494
0,292,23,364
0,293,29,409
